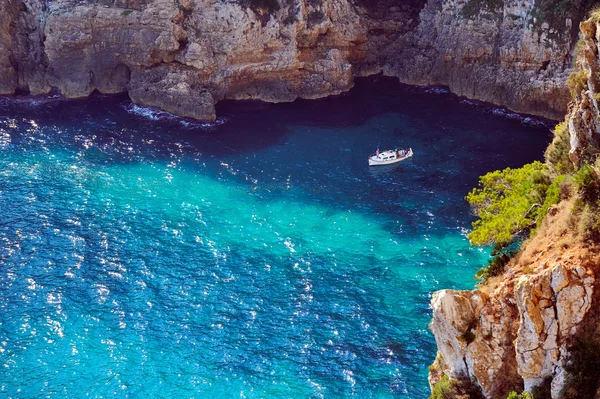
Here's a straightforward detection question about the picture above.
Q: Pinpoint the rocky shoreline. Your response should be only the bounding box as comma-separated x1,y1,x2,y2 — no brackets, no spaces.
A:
5,1,600,398
0,0,587,120
427,11,600,399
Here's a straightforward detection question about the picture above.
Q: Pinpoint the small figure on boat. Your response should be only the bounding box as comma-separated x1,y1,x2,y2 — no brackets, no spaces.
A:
369,147,413,166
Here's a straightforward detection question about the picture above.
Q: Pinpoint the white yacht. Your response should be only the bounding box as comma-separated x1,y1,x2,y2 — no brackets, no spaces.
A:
368,148,413,166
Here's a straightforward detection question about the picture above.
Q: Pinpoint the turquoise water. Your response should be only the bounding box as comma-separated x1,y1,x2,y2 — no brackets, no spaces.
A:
0,78,552,398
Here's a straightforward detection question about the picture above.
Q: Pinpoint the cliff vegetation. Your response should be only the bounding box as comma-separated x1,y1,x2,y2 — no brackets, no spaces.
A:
428,9,600,399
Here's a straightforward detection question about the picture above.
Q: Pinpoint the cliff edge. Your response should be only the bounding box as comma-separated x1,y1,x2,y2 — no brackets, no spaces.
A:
428,13,600,399
429,199,600,398
0,0,588,120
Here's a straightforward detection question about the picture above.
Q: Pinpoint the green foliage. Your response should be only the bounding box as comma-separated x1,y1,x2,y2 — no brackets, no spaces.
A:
466,161,550,247
573,164,600,202
590,5,600,22
505,377,550,399
561,340,600,399
530,0,572,29
460,0,504,18
121,9,133,16
576,37,585,55
430,375,485,399
538,175,567,226
430,375,454,399
529,0,600,43
545,121,575,175
574,164,597,190
579,202,600,240
506,392,532,399
475,245,514,281
568,69,588,98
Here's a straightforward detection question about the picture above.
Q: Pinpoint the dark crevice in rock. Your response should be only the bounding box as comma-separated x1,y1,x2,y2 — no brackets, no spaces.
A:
538,59,551,73
177,38,189,52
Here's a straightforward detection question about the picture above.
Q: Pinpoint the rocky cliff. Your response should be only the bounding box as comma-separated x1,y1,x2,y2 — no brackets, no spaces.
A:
565,15,600,167
427,15,600,398
0,0,590,120
429,199,600,398
381,0,585,121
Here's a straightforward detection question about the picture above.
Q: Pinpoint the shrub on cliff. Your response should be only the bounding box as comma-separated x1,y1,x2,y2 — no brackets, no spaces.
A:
573,164,600,202
561,340,600,399
505,377,551,399
574,163,600,239
538,174,567,226
545,121,575,175
474,244,515,281
567,69,588,98
466,161,551,248
506,392,532,399
430,375,454,399
430,375,485,399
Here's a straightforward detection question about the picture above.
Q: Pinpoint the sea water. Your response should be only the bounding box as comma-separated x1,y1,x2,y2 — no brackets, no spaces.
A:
0,77,552,398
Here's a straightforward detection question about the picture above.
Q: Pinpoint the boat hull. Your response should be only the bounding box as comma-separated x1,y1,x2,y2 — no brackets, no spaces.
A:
368,148,413,166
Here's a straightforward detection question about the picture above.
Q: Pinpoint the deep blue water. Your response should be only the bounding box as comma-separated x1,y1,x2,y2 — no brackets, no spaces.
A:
0,77,552,398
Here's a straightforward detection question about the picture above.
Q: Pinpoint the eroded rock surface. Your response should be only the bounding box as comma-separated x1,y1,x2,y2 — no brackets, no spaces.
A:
382,0,579,120
0,0,586,119
566,18,600,166
428,200,600,399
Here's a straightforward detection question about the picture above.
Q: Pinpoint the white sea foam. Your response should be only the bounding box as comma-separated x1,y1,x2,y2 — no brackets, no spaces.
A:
490,107,550,127
425,87,450,94
126,104,165,120
125,103,229,128
459,99,550,127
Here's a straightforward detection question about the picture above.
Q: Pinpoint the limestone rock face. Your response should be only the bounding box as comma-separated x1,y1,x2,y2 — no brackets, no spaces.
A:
0,0,18,94
128,64,216,120
515,264,594,394
430,265,596,398
428,201,600,399
9,0,367,119
0,0,584,120
381,0,576,120
430,288,521,398
566,18,600,166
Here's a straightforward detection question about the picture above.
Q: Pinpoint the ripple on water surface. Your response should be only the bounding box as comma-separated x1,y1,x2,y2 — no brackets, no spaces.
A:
0,77,552,398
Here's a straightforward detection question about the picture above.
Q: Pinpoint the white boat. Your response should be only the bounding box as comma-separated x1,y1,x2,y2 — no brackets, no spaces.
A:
368,148,413,166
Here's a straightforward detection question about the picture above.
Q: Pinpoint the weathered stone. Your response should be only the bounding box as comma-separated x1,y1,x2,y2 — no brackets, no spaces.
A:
0,0,585,119
128,64,216,120
567,18,600,166
381,0,574,120
430,256,596,398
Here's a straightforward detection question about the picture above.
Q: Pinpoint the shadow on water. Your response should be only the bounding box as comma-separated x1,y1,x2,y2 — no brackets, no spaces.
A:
0,76,555,236
0,76,553,162
0,76,558,399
